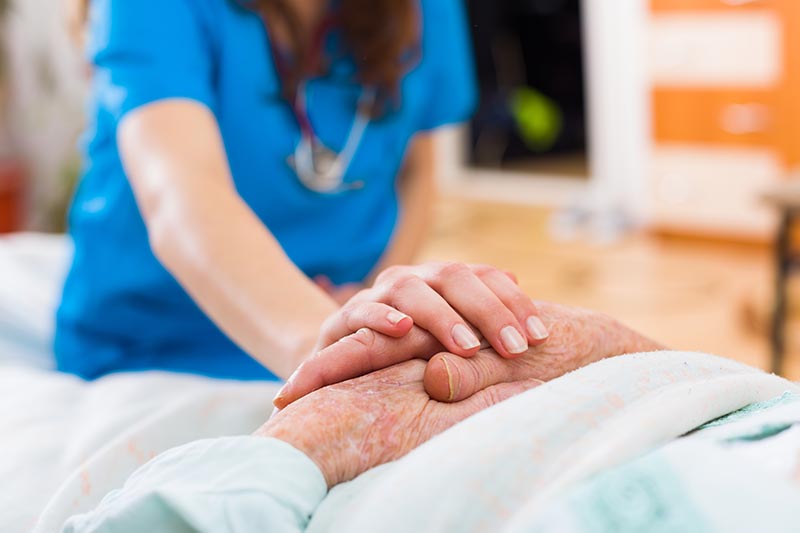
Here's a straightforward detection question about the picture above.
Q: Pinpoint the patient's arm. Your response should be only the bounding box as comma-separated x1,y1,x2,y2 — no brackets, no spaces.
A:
63,362,541,532
62,437,327,533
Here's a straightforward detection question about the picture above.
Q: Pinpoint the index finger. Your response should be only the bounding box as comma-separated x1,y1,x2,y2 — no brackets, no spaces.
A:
273,325,442,409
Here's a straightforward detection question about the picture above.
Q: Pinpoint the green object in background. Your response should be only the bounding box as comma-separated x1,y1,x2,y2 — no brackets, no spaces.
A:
510,87,563,152
0,0,10,91
49,156,81,232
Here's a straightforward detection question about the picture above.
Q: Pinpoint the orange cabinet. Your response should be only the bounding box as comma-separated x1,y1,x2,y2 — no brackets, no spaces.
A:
648,0,800,239
652,0,778,13
654,89,778,149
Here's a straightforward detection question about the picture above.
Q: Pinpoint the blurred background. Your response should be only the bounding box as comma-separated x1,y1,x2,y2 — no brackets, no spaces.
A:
1,0,799,379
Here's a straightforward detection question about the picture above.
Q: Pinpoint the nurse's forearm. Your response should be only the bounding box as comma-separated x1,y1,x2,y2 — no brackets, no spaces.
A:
119,100,337,378
369,133,437,280
150,187,336,377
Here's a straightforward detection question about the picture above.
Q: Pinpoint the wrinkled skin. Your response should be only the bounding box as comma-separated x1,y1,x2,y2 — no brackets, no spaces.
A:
274,263,547,408
279,301,665,407
423,301,666,402
256,360,543,488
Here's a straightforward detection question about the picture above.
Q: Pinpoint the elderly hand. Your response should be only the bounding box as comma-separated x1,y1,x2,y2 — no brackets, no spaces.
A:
278,301,664,407
422,302,666,402
274,263,549,408
257,359,543,487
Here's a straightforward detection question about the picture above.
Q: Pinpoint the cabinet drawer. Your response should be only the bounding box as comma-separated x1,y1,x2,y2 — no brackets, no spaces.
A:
650,11,782,88
653,89,782,148
649,145,779,237
652,0,778,12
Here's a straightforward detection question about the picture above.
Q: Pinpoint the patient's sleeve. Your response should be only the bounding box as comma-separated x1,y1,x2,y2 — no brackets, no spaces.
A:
62,437,327,533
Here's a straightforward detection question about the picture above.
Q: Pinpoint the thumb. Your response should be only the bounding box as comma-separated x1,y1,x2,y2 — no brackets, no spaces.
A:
448,377,544,424
423,350,536,403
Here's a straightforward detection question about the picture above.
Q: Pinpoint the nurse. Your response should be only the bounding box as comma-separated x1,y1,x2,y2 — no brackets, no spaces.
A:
57,0,550,383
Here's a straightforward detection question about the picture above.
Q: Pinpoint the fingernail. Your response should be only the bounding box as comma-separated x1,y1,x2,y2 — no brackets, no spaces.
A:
386,309,410,326
452,323,481,350
500,326,528,354
273,389,288,407
526,316,549,340
441,356,457,402
274,378,292,405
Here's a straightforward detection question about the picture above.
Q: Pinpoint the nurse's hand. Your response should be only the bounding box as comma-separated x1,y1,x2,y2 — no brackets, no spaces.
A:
273,262,548,408
277,301,663,409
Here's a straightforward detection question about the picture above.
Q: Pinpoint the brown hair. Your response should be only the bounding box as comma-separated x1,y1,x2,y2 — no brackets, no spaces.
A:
72,0,421,116
255,0,419,114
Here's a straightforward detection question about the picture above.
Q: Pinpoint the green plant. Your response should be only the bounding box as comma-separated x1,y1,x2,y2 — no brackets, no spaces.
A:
0,1,9,73
0,0,10,114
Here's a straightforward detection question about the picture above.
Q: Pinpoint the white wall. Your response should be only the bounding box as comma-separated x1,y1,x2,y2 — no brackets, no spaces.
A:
582,0,650,225
4,0,87,229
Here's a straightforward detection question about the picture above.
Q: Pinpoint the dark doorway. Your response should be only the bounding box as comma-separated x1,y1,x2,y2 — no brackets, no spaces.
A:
466,0,588,178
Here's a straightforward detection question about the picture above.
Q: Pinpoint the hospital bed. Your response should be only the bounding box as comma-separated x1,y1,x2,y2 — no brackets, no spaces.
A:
1,234,798,532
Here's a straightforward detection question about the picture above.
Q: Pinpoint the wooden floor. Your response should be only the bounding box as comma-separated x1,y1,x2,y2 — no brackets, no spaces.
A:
419,197,800,381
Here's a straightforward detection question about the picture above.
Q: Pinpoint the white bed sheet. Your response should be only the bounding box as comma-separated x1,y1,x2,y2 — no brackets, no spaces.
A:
0,233,69,369
4,234,797,532
0,234,280,532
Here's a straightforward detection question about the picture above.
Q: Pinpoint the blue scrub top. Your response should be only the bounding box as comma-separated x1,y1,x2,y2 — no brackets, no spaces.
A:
55,0,477,381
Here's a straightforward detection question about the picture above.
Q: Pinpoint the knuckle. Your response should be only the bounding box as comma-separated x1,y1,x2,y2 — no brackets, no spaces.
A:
340,305,362,332
376,265,404,283
437,261,470,280
391,273,422,292
349,327,377,350
470,264,495,277
481,386,505,407
507,292,534,312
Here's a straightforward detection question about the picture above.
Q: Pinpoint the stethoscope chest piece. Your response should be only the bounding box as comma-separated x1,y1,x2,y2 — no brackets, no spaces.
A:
288,137,363,194
286,84,374,195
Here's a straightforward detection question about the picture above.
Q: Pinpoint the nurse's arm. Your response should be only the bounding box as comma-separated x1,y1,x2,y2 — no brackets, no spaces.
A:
118,99,340,379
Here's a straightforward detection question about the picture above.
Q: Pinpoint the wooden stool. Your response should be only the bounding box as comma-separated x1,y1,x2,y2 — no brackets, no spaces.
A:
763,182,800,375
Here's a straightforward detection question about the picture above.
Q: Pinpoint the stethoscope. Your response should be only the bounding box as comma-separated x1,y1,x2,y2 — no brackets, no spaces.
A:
287,82,375,194
269,15,373,194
